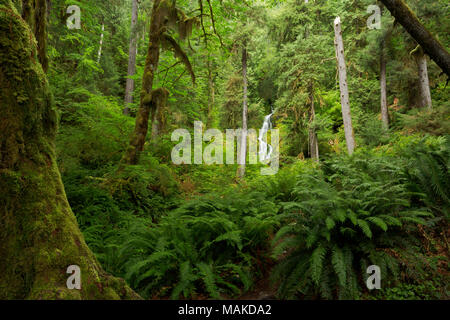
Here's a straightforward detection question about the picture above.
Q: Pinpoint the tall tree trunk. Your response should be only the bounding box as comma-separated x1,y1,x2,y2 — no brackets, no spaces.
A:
379,0,450,77
334,16,355,155
22,0,48,73
414,48,432,109
151,110,159,139
380,40,389,128
97,23,104,63
237,46,248,179
122,0,163,165
123,0,139,115
151,95,168,140
206,56,215,128
0,0,139,299
308,84,319,161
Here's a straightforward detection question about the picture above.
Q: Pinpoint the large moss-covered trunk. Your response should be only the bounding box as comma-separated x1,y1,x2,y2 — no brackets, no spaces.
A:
0,1,139,299
21,0,48,72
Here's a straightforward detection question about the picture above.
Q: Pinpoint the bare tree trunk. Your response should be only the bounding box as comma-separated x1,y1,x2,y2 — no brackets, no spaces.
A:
97,23,104,63
334,17,355,155
124,0,139,115
308,84,319,161
414,49,432,109
0,0,139,300
237,46,248,179
122,0,163,165
380,40,389,128
379,0,450,77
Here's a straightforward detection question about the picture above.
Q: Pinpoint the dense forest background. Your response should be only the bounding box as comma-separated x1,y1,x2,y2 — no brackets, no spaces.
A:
0,0,449,300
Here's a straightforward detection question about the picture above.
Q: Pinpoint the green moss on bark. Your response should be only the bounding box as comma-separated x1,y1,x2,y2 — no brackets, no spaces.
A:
0,0,140,300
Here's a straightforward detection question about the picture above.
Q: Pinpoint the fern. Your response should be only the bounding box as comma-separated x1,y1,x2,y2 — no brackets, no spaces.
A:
116,191,277,299
310,245,327,285
272,152,434,299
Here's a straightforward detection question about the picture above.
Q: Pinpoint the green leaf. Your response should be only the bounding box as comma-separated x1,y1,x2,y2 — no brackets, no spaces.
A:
311,245,327,285
367,217,388,231
325,217,336,230
357,219,372,238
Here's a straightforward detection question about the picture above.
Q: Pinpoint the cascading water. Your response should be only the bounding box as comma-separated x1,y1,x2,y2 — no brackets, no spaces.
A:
258,109,274,162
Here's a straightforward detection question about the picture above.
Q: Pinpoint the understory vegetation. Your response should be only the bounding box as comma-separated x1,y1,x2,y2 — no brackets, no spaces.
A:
51,0,448,300
56,96,449,299
3,0,448,300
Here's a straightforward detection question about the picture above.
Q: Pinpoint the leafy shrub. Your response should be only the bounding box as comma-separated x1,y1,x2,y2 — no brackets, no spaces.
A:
102,158,180,219
375,280,448,300
395,104,450,136
356,115,391,148
56,94,133,173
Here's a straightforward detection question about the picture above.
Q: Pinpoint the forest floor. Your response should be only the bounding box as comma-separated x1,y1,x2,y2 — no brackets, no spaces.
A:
237,273,277,300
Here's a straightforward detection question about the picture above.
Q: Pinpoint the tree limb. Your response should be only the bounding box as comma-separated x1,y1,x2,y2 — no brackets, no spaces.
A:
379,0,450,77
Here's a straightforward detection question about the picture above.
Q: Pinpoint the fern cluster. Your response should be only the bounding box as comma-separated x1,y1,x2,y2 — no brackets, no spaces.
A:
400,136,450,218
118,191,279,299
272,153,433,299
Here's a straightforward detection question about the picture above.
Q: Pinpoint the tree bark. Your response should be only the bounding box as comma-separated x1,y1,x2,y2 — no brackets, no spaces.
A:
121,0,163,165
151,93,168,140
379,0,450,77
21,0,48,73
151,110,159,139
123,0,139,115
0,0,139,299
206,55,215,128
97,23,104,63
237,46,248,179
334,16,355,155
414,49,432,109
380,40,389,128
308,84,319,161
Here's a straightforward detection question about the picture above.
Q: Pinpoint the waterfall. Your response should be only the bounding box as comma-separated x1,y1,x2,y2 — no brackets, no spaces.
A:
258,111,274,162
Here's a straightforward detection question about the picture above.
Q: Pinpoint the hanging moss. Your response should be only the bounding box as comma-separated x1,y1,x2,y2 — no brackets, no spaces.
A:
121,0,163,165
122,0,197,165
0,0,139,300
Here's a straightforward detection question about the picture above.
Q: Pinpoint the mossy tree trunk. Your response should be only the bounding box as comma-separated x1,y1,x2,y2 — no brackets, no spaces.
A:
151,87,169,140
21,0,48,73
0,0,139,299
379,0,450,77
122,0,163,165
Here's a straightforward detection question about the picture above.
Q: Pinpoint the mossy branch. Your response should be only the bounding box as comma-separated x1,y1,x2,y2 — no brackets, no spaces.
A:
162,33,196,85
